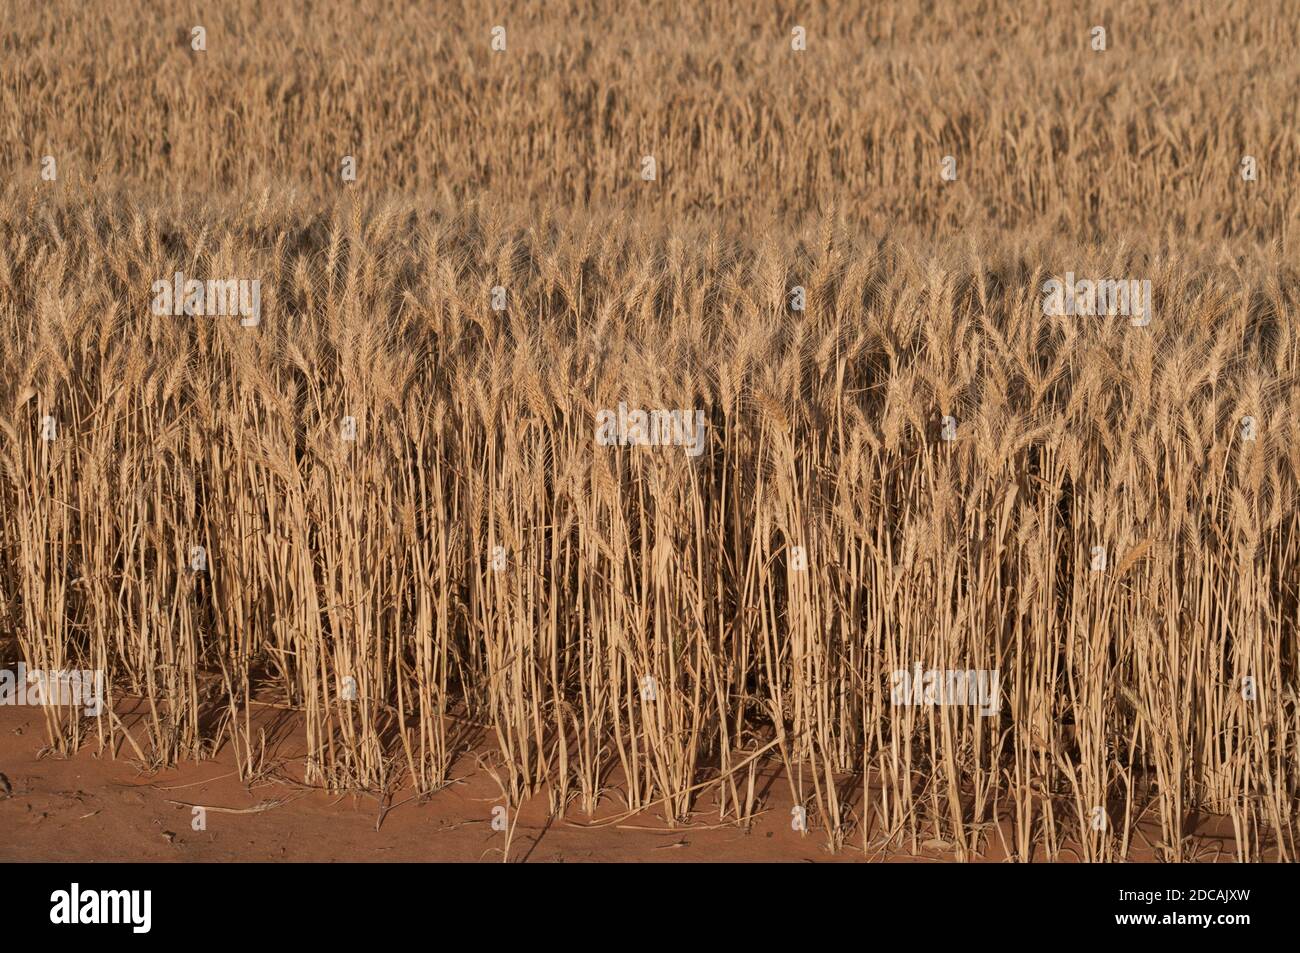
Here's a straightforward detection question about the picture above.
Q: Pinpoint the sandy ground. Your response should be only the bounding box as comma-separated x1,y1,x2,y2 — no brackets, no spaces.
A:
0,702,1248,863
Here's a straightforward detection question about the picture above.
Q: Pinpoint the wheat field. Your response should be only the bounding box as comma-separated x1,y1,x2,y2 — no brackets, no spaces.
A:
0,0,1297,862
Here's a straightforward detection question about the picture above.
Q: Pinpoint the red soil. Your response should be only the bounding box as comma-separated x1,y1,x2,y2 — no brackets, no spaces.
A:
0,702,1248,863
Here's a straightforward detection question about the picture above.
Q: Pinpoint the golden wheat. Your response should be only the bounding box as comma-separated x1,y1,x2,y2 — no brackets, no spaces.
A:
0,0,1296,861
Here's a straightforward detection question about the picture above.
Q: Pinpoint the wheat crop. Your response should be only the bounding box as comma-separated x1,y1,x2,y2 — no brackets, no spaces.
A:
0,0,1296,861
